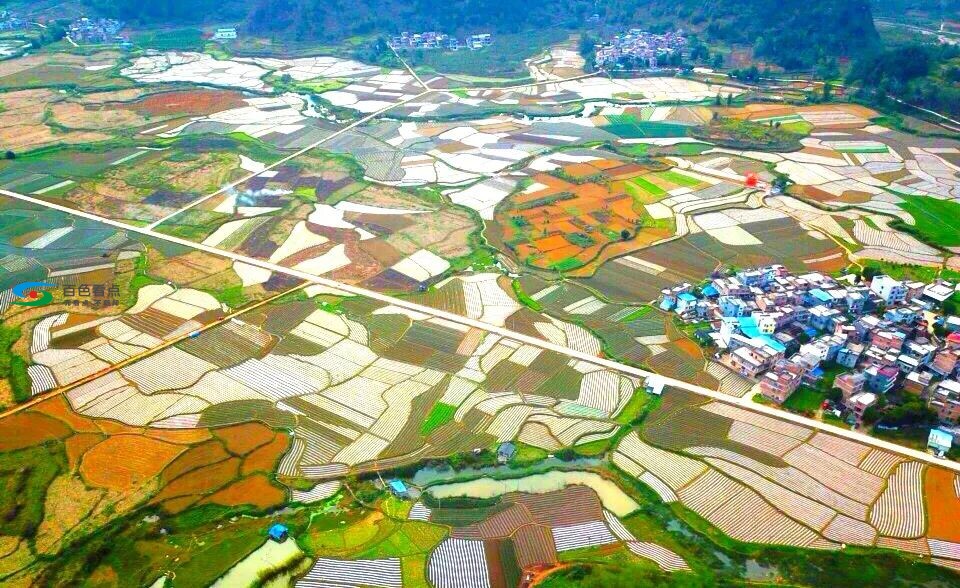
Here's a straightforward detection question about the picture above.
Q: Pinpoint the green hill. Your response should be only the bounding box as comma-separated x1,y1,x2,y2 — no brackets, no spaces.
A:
83,0,879,69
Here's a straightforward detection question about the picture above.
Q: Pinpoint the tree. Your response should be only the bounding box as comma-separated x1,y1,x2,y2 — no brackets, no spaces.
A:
620,229,631,241
4,151,14,160
725,93,733,106
822,81,833,102
714,92,722,106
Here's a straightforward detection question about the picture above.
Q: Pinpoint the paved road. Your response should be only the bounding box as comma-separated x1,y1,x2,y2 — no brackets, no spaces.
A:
6,187,960,474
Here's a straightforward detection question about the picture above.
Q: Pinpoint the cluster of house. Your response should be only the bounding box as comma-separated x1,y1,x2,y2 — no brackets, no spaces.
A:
212,27,238,41
662,266,960,433
0,10,24,31
388,31,493,51
67,17,125,44
595,29,686,69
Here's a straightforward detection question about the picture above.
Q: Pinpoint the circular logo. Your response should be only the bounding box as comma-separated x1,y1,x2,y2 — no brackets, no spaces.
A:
12,282,55,307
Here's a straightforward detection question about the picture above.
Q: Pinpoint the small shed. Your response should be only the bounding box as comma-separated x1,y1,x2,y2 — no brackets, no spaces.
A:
388,479,408,497
929,428,953,455
497,442,517,463
268,523,289,542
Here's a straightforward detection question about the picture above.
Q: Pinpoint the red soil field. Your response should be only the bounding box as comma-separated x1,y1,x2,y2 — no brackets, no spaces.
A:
127,89,246,117
80,435,185,492
161,441,232,483
214,422,276,456
153,458,242,506
65,432,105,470
0,412,72,452
33,396,102,434
241,434,290,475
201,474,286,509
926,467,960,542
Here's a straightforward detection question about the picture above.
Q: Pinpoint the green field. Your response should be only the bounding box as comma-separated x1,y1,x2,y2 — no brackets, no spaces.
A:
896,193,960,247
603,119,691,139
132,27,205,51
420,402,457,436
656,170,702,188
782,386,828,413
625,177,667,200
403,28,568,77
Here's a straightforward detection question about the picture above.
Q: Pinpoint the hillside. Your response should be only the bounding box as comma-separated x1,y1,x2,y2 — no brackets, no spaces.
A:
83,0,878,69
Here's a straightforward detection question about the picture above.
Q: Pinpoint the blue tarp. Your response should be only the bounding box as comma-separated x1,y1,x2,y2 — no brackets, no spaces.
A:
702,285,718,297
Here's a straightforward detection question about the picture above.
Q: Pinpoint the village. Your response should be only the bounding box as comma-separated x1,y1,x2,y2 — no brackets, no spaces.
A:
595,28,687,69
389,31,493,52
662,265,960,456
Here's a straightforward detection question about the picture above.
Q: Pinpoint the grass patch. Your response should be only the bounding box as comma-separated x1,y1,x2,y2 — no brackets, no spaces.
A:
400,28,568,78
783,386,828,413
894,193,960,248
511,279,543,312
656,170,702,189
420,402,456,436
0,324,31,404
615,389,653,426
618,306,653,323
132,28,204,51
626,177,666,199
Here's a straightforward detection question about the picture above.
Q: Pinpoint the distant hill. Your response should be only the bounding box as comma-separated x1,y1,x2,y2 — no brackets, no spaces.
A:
871,0,960,19
84,0,879,69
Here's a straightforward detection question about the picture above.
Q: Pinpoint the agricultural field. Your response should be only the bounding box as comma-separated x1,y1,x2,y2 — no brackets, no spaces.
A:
622,387,960,573
2,31,960,588
154,151,478,292
492,157,677,275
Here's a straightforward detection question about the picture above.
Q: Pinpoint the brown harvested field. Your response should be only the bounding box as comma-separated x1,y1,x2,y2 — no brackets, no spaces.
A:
926,467,960,542
673,337,702,359
50,101,147,131
32,397,102,433
153,458,242,505
241,434,290,475
200,474,286,509
513,525,557,569
161,441,232,483
804,252,848,273
495,160,667,274
145,427,212,445
65,433,106,470
123,89,246,116
35,474,104,555
214,423,277,456
160,495,202,514
80,435,186,492
0,412,73,452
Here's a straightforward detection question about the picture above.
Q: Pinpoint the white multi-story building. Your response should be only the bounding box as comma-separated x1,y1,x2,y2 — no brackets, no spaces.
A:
870,275,908,305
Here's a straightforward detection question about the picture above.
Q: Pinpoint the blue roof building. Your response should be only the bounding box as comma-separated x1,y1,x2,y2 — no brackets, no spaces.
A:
929,428,953,454
388,479,408,495
268,523,289,542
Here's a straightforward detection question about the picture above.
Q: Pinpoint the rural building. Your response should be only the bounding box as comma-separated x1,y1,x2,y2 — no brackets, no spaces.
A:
388,479,409,497
930,380,960,424
871,275,908,305
760,360,804,404
268,524,289,542
497,442,517,463
214,27,238,40
928,428,953,456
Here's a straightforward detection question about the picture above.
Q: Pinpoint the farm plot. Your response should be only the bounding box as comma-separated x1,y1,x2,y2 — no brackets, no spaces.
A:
926,467,960,543
493,157,675,276
157,153,477,292
870,461,926,539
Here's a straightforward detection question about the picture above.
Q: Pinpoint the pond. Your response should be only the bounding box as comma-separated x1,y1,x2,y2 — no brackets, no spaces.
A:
411,456,601,487
425,469,639,517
